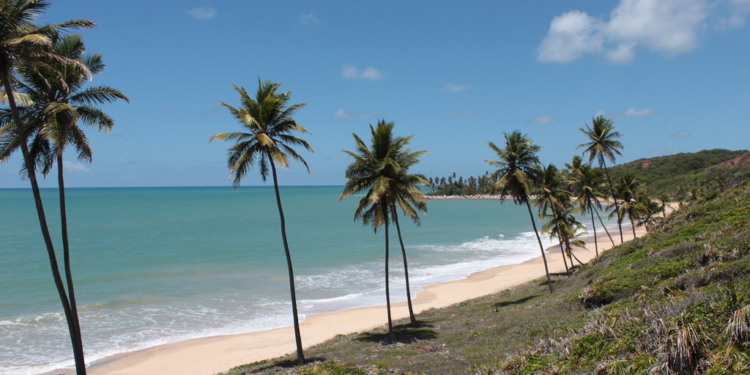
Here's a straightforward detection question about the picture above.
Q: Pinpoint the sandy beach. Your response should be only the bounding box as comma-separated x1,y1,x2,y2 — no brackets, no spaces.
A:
53,217,655,375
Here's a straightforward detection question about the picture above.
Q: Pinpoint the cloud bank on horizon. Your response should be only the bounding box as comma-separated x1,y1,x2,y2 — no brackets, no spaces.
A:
538,0,749,63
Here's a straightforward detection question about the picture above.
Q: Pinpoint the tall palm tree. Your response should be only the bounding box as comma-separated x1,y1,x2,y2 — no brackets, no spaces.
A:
210,79,312,364
577,116,624,244
486,131,553,293
340,120,427,340
0,31,127,373
0,2,94,373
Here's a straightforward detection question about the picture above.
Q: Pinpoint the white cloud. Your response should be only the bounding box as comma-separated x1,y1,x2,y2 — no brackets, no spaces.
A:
186,7,217,20
538,11,604,62
594,109,607,117
447,110,475,118
63,161,90,173
530,115,557,125
441,83,471,92
616,106,652,117
332,109,378,119
297,11,320,26
538,0,713,63
671,130,690,138
341,65,386,80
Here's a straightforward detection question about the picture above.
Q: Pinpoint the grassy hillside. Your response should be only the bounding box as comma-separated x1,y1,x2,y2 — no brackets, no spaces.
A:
608,149,749,198
221,181,750,375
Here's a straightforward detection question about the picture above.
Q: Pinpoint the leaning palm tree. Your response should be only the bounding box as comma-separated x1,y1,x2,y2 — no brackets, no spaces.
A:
210,79,312,364
0,2,94,373
0,30,128,373
577,116,624,244
340,120,427,340
486,131,553,293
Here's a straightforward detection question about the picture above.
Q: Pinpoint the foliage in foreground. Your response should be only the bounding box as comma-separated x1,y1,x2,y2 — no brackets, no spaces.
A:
222,182,750,375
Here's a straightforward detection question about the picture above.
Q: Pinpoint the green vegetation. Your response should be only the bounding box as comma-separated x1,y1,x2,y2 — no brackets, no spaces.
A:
221,182,750,374
608,149,750,199
210,79,313,364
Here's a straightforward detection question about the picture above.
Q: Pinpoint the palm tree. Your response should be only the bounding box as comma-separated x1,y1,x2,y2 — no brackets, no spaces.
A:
571,164,615,256
340,120,427,340
610,174,641,239
210,79,312,364
577,116,624,244
658,193,670,217
486,131,553,293
542,201,586,267
0,2,94,373
0,30,127,373
534,163,571,276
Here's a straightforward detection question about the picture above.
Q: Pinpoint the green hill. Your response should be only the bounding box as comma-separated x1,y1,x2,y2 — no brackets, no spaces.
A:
608,149,750,198
222,182,750,374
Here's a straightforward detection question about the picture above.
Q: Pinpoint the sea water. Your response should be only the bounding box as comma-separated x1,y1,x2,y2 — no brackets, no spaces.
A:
1,186,576,374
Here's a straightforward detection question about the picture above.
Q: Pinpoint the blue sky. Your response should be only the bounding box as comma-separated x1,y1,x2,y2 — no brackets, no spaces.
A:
1,0,748,188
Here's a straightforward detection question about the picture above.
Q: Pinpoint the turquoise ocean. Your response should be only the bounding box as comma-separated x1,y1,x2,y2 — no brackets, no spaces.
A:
0,186,589,375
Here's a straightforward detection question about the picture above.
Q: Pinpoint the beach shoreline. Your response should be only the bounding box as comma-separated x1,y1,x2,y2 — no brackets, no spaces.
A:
47,219,653,375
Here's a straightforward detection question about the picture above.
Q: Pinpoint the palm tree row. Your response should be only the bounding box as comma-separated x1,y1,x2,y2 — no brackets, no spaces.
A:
0,1,128,373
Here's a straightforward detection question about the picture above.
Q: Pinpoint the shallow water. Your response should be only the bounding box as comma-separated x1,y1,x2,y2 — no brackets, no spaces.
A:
1,186,570,374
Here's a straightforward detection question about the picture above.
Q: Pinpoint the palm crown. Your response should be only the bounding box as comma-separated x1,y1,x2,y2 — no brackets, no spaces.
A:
486,130,542,203
341,120,428,228
210,79,312,186
0,31,129,172
577,115,623,165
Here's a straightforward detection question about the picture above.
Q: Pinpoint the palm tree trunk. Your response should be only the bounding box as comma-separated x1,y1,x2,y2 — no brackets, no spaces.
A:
384,210,395,343
590,209,599,257
268,159,304,364
393,214,417,325
600,155,624,244
2,74,86,374
629,214,636,239
555,229,570,277
594,206,616,247
525,200,553,293
568,242,585,266
57,154,86,371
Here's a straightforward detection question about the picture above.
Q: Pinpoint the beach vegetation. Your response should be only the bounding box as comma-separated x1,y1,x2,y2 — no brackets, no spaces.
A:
607,148,750,198
224,181,750,375
339,120,428,340
210,78,313,364
486,130,553,292
0,1,97,373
